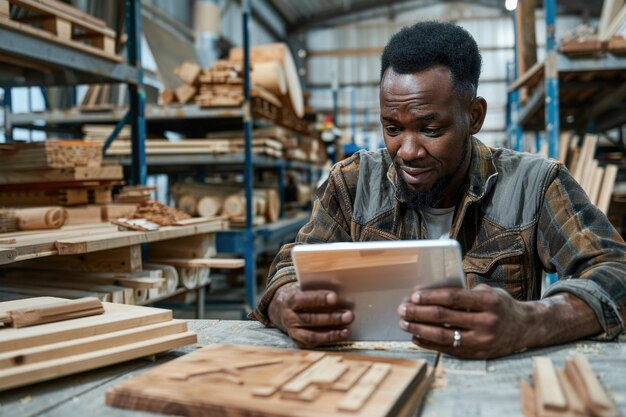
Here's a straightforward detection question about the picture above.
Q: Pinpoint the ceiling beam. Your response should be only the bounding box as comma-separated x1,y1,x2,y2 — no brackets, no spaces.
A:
286,0,507,34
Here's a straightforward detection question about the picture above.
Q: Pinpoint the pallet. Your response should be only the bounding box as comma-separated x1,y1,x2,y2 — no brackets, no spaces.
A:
0,0,119,61
0,297,195,391
106,344,430,417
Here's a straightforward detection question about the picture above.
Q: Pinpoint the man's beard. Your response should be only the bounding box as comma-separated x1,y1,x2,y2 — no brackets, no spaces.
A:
395,139,469,211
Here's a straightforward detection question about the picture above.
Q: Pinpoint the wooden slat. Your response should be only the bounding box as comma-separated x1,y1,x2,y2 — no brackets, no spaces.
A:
533,356,567,415
0,298,172,353
337,363,392,411
0,165,123,185
0,330,196,391
0,320,186,368
597,164,618,214
5,297,103,328
149,257,244,269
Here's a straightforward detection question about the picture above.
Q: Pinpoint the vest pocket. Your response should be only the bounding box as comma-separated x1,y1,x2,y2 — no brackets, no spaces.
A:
463,231,525,298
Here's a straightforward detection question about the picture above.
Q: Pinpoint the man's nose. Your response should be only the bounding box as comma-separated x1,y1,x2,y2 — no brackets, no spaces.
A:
398,134,427,161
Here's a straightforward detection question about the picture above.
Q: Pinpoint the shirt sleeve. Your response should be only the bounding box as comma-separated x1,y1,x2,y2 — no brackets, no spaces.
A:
248,163,353,326
537,166,626,340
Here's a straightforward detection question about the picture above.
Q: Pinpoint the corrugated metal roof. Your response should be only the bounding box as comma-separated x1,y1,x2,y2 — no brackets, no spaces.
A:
267,0,604,34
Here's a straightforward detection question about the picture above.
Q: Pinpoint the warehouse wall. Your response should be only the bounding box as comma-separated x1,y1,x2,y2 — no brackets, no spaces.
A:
304,2,595,149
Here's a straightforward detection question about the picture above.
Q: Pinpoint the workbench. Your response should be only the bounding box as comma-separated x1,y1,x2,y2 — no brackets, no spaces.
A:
1,320,625,417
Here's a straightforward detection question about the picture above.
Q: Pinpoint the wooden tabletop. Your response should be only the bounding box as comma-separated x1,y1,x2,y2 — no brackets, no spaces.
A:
1,320,624,417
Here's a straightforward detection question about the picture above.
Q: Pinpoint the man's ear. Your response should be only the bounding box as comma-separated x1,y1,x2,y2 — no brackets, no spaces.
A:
469,96,487,135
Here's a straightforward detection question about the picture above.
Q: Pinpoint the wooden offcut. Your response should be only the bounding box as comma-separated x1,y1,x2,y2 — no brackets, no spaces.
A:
0,297,194,391
0,297,103,328
106,344,429,417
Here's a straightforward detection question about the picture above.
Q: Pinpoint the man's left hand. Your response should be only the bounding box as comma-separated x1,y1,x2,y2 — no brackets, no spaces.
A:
398,284,532,359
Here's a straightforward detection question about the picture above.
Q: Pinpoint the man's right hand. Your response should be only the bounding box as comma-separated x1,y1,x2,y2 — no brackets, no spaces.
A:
268,282,354,348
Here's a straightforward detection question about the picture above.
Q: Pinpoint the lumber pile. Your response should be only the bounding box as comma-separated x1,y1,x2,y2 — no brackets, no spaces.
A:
0,141,124,214
559,134,619,215
0,297,196,391
0,0,120,62
114,185,154,204
107,344,434,417
170,181,279,226
520,355,618,417
0,140,102,171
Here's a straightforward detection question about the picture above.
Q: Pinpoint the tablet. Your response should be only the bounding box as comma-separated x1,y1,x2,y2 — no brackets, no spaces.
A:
292,239,465,341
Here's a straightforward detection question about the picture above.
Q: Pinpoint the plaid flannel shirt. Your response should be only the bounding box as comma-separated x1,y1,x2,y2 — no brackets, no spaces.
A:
250,137,626,340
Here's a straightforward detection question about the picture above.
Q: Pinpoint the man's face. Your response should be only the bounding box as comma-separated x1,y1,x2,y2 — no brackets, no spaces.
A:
380,66,476,210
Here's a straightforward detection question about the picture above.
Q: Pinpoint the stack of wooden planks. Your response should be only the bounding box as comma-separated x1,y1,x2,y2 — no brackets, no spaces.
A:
127,199,191,226
0,140,102,171
106,344,433,417
0,297,196,392
0,144,125,224
520,355,618,417
0,0,120,62
559,134,619,214
170,181,280,226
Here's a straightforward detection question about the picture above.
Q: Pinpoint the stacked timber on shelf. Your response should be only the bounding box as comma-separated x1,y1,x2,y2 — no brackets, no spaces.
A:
0,297,196,392
170,181,279,228
102,125,323,164
0,217,231,304
107,344,434,417
558,134,619,215
0,0,120,62
160,42,309,135
0,140,126,225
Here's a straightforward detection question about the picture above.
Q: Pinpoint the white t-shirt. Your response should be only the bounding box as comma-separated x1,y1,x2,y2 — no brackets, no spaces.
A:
419,206,455,240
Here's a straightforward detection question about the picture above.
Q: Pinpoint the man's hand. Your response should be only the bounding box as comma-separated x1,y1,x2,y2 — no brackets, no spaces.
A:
398,284,533,359
268,282,354,348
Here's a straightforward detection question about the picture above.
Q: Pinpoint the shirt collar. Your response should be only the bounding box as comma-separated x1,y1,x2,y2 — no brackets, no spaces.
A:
386,136,498,205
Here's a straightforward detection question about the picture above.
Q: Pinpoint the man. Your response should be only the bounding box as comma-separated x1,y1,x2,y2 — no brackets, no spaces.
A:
249,22,626,359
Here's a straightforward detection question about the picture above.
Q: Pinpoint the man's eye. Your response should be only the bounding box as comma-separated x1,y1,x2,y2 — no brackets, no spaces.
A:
422,128,442,137
385,126,401,135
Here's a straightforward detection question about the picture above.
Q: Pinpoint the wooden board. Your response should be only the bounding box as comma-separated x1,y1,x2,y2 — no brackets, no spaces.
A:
106,344,428,417
0,165,123,185
0,297,172,353
150,257,244,269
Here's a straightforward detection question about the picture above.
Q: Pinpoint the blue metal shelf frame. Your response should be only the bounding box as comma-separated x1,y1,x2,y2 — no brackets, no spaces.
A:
242,0,256,311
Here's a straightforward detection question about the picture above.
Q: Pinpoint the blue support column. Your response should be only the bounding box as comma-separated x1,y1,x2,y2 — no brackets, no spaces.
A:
126,0,146,185
3,88,12,141
242,0,257,310
545,0,559,286
509,10,523,151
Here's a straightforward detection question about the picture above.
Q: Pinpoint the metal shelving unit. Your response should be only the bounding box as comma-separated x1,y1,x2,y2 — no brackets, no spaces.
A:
1,0,316,314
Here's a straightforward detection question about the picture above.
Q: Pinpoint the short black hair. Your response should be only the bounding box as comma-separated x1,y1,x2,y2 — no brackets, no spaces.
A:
381,21,482,96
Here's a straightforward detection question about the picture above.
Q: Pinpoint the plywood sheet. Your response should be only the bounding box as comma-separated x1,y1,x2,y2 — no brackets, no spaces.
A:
107,344,428,417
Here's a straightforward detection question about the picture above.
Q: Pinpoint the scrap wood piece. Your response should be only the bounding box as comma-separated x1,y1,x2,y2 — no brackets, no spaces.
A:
331,360,373,391
169,358,284,381
281,356,347,396
111,217,160,232
129,200,191,226
565,354,618,417
520,379,538,417
534,356,567,415
337,363,392,412
556,369,586,416
0,297,104,328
